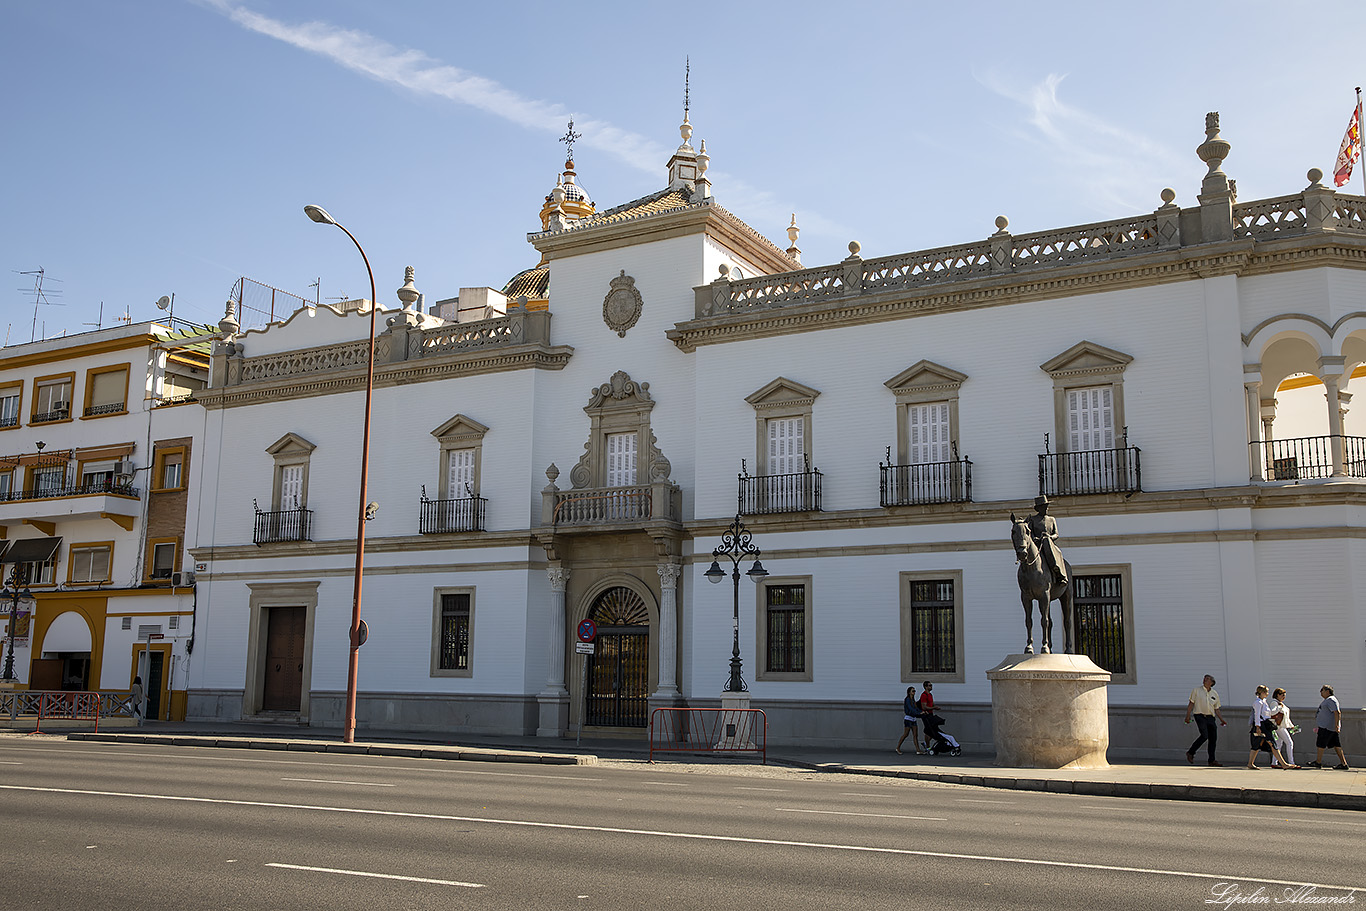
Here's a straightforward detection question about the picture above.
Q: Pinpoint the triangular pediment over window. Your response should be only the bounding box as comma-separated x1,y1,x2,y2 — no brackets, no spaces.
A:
265,432,316,456
745,377,821,409
430,414,489,445
884,360,968,398
1040,340,1133,379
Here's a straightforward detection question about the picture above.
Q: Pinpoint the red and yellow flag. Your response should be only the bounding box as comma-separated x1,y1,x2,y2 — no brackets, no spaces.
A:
1334,103,1361,187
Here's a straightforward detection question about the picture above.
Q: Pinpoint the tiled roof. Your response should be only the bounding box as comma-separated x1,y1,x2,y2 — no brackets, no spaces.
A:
501,265,549,300
580,188,693,226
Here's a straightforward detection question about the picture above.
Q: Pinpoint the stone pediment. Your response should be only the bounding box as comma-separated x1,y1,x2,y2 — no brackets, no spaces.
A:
884,360,968,398
1040,340,1133,379
265,432,316,456
745,377,821,410
430,414,490,444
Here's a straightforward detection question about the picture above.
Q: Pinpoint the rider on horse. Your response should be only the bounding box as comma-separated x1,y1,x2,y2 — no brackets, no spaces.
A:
1024,496,1068,587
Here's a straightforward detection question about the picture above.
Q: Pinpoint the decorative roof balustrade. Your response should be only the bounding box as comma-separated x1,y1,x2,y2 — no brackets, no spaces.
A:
411,311,529,357
236,336,393,384
861,242,992,293
1233,194,1307,239
1009,215,1160,267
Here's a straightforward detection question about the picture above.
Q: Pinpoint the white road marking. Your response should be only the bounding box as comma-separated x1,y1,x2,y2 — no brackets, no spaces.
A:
1077,805,1146,811
734,787,787,792
267,862,483,888
281,778,396,787
3,784,1362,893
0,745,599,781
1222,814,1366,827
838,792,887,798
0,760,25,765
642,781,689,787
954,798,1014,804
777,808,947,821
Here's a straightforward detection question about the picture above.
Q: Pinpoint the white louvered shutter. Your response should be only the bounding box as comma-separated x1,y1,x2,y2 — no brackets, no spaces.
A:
908,403,951,464
280,464,305,508
447,448,476,498
767,417,804,475
606,433,637,487
1067,386,1114,452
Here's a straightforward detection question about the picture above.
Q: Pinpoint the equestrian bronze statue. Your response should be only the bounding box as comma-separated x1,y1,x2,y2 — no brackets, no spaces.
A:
1010,496,1074,654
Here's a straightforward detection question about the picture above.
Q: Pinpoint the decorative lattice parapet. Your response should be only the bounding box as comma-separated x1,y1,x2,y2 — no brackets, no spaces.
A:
862,241,994,291
1234,194,1308,240
236,336,392,384
410,310,550,357
1009,215,1161,268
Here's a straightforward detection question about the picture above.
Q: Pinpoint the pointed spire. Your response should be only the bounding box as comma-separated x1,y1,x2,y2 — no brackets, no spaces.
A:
668,59,701,190
539,119,595,230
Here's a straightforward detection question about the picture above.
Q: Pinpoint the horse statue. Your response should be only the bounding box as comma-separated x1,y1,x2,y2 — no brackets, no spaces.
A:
1010,513,1075,655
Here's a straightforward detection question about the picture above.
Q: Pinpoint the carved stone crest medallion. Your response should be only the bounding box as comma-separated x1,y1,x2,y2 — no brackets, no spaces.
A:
602,270,643,337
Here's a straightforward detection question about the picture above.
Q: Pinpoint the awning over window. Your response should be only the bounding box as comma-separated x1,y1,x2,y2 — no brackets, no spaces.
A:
0,537,62,564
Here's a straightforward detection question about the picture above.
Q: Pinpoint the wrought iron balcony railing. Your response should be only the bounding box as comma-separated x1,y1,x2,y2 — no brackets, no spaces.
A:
739,466,823,515
419,495,488,533
879,457,972,506
253,505,313,545
1256,435,1366,481
1038,446,1142,497
83,402,125,417
31,408,70,424
0,481,140,503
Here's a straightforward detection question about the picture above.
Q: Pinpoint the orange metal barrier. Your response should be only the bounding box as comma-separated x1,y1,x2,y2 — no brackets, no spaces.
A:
649,707,767,764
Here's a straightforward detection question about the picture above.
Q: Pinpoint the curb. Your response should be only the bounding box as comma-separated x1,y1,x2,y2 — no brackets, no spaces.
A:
68,732,597,766
784,761,1365,811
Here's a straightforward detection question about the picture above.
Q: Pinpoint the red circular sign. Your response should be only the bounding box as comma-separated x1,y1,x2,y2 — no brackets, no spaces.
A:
577,619,597,642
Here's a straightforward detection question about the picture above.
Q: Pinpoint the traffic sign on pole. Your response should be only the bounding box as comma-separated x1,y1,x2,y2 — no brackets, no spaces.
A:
577,619,597,642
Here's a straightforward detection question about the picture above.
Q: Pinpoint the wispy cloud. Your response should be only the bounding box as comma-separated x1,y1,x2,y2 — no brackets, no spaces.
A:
980,72,1189,213
203,0,669,174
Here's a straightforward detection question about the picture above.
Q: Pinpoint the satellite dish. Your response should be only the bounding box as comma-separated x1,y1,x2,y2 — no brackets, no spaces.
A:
730,267,744,280
155,296,171,311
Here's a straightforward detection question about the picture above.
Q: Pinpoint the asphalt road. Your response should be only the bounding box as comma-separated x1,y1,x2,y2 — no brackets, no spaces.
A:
0,736,1361,911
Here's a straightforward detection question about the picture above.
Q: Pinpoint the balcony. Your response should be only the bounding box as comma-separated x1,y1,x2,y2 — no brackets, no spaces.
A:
253,506,313,544
82,402,126,417
739,467,823,515
30,407,71,424
0,481,141,526
419,495,487,534
1256,435,1366,481
545,482,681,528
880,458,972,506
1038,446,1142,497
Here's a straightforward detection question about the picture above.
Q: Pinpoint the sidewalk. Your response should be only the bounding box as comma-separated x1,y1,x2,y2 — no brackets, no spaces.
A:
46,719,1363,812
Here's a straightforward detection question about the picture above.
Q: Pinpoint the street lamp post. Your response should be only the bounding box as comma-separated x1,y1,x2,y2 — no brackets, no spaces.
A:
304,204,377,744
704,514,768,692
1,567,34,681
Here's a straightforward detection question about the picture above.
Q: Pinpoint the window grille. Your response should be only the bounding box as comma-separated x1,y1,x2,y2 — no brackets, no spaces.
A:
1073,573,1126,674
439,593,471,671
764,585,806,673
909,579,956,674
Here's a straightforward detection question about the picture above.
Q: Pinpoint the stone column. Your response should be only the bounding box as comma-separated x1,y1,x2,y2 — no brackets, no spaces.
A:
654,563,680,697
1244,379,1263,482
537,565,570,738
1321,357,1348,476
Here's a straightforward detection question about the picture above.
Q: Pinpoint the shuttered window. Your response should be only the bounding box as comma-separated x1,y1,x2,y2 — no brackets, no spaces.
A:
71,545,112,583
1067,386,1114,451
90,368,128,408
446,448,476,498
279,465,305,508
605,433,637,487
908,402,951,464
767,417,804,475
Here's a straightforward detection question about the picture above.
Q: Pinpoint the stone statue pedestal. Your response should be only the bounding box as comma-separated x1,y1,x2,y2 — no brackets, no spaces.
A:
986,653,1111,769
714,690,757,750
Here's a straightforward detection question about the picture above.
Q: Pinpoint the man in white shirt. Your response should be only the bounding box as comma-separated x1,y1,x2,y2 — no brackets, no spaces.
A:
1184,674,1226,766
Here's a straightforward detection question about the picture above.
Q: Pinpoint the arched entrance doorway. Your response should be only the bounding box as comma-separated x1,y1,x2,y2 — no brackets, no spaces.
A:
584,587,649,728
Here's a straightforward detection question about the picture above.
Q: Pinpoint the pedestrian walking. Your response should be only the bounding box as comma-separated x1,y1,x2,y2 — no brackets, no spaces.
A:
130,676,145,726
1267,688,1300,768
896,686,926,755
1184,674,1226,766
1307,684,1350,770
1246,684,1290,770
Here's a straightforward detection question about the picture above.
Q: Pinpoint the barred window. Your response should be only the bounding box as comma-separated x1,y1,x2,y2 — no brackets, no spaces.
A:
1073,573,1126,674
439,593,471,671
764,584,806,674
909,579,956,674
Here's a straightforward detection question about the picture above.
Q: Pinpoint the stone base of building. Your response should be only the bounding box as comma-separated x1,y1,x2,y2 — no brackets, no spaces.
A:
985,653,1111,769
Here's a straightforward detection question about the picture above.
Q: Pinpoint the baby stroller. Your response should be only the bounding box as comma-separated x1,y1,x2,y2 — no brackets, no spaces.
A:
922,713,962,756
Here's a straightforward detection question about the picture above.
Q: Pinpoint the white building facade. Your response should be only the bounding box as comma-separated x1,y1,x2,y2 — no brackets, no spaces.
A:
186,112,1364,758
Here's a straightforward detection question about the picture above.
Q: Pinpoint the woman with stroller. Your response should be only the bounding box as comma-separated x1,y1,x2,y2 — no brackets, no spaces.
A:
896,686,927,755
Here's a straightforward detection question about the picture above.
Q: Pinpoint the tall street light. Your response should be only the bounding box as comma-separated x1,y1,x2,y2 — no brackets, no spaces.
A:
1,567,34,681
704,514,768,692
304,204,377,744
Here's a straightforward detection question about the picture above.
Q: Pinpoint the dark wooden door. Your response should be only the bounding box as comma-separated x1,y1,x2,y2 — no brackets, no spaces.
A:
145,652,164,720
261,607,305,712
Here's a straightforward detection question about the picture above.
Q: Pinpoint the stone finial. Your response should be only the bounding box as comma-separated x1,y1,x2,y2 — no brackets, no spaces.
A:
1160,188,1176,205
1307,167,1327,188
697,140,709,175
847,240,862,257
545,463,560,487
218,299,240,336
396,266,420,310
786,214,802,264
1196,111,1231,178
994,215,1010,234
680,114,693,147
718,263,731,279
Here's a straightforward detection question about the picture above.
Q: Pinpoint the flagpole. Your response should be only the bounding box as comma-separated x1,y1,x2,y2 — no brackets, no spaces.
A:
1357,86,1363,196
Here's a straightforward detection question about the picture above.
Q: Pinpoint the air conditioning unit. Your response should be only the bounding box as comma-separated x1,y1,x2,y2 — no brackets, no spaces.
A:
171,571,196,587
114,460,134,477
53,401,69,413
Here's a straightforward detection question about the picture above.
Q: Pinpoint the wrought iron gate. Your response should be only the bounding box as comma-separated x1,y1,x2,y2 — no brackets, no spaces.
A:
583,587,650,728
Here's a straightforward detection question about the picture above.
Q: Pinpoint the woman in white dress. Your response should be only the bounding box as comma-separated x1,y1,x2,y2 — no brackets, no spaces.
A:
1269,687,1299,768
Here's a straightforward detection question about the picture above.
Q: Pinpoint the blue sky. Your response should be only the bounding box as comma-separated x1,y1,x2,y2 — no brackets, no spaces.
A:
3,1,1362,341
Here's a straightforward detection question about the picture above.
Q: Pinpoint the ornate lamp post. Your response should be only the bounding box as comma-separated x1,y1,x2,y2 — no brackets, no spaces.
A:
704,514,768,691
1,567,34,681
303,204,377,744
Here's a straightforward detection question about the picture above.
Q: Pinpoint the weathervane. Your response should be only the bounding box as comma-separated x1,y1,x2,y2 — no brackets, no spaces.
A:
560,117,581,162
684,57,690,119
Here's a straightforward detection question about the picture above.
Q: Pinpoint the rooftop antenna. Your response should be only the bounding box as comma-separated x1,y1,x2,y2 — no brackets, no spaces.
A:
116,303,131,325
308,278,320,307
83,302,104,332
17,267,65,342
